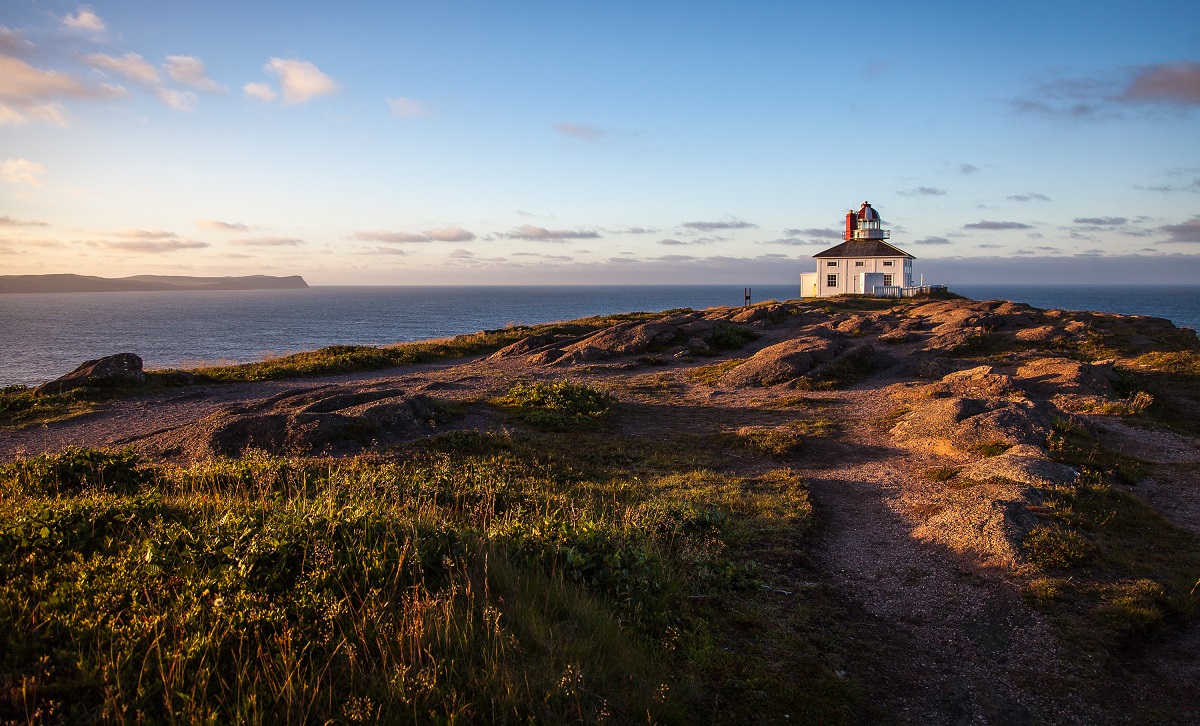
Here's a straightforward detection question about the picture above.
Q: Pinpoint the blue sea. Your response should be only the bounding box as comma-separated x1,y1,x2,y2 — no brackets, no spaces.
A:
0,284,1196,387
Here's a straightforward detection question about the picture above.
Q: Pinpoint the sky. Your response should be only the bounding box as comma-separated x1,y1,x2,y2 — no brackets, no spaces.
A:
1,0,1198,285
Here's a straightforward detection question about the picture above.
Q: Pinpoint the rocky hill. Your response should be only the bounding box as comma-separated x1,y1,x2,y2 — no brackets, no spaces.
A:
1,294,1197,723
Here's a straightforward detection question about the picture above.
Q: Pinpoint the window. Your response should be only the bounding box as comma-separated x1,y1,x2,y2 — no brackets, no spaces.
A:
827,261,838,267
883,260,893,267
883,274,893,287
855,261,864,267
826,274,838,287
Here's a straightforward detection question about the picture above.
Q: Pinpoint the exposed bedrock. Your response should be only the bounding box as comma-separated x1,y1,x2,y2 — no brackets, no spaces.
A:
138,386,438,459
35,352,147,395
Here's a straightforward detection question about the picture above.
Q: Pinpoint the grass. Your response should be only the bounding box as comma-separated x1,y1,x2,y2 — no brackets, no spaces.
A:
688,359,745,385
970,441,1013,458
0,420,853,724
1019,418,1200,651
495,379,615,430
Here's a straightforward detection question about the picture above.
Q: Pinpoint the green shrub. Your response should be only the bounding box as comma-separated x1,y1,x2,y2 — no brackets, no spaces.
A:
498,380,614,429
0,446,153,496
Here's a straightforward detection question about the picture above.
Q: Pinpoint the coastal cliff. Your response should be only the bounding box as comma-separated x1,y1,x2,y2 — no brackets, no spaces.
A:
0,273,309,293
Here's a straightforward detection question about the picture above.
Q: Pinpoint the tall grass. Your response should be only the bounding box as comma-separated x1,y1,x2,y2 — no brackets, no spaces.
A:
0,433,837,723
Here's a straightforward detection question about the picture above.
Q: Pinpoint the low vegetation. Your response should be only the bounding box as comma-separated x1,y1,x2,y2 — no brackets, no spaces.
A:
1020,419,1200,649
0,425,850,723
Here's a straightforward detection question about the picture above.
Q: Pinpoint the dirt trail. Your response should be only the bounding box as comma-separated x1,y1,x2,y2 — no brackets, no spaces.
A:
778,383,1086,724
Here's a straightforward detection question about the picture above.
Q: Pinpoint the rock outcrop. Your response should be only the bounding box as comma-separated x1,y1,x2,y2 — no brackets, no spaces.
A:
36,353,147,395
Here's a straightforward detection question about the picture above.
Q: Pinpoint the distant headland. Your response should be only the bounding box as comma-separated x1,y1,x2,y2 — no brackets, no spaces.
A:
0,274,309,294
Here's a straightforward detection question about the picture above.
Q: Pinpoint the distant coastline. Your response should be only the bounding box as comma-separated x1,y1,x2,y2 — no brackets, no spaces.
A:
0,274,309,294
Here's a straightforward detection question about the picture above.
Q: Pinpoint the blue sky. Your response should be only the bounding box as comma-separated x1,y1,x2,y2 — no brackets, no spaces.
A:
1,0,1198,284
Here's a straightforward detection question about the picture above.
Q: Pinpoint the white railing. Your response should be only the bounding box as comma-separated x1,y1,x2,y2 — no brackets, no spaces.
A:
871,285,946,298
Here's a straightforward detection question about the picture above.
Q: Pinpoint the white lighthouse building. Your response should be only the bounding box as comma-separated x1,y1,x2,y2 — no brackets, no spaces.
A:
800,201,915,297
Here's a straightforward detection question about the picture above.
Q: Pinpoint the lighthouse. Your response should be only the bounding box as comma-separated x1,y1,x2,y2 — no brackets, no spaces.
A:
844,201,890,241
800,201,914,297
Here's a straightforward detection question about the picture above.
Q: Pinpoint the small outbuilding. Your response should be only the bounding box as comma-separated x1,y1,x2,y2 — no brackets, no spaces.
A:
800,202,915,297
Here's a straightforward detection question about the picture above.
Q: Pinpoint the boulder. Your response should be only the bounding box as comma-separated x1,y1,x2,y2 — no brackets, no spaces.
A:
719,335,841,387
36,353,146,395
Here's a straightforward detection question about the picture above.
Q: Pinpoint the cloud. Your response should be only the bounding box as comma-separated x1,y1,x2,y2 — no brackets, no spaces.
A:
1015,61,1200,119
242,82,277,103
681,219,757,232
85,52,160,86
783,227,840,238
1007,192,1051,202
762,237,828,246
196,219,250,232
0,215,48,227
1075,249,1104,257
1121,61,1200,106
553,122,605,143
658,238,685,246
1161,217,1200,243
0,55,123,125
155,87,197,111
354,226,476,244
232,236,303,247
357,246,410,256
977,243,1002,249
958,163,979,174
1073,216,1127,226
656,254,697,262
388,96,431,118
88,238,208,253
165,56,224,93
448,248,474,259
913,236,952,245
264,58,337,104
604,226,657,235
964,220,1033,230
500,225,600,241
897,186,946,196
0,27,33,56
114,228,179,240
0,158,46,186
864,59,890,82
423,226,476,242
62,6,106,34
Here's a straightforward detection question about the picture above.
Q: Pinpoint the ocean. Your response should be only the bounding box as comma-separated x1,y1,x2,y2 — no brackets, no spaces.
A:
1,284,1196,388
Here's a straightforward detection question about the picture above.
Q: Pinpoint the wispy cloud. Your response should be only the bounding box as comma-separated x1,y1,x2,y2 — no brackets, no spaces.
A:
232,236,303,247
196,219,250,232
0,55,124,125
964,220,1033,230
0,158,46,186
604,226,657,235
1121,61,1200,106
0,215,49,227
354,226,476,244
88,238,208,253
681,219,757,232
1014,60,1200,119
761,237,828,246
1007,192,1051,202
387,96,431,118
912,236,952,245
85,52,160,86
1073,216,1127,226
1161,217,1200,243
165,56,224,93
242,82,276,103
897,186,946,196
957,163,979,174
500,225,600,241
0,28,33,58
553,122,605,143
783,227,840,238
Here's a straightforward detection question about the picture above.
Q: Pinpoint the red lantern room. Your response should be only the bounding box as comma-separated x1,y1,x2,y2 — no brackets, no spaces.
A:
843,201,890,241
